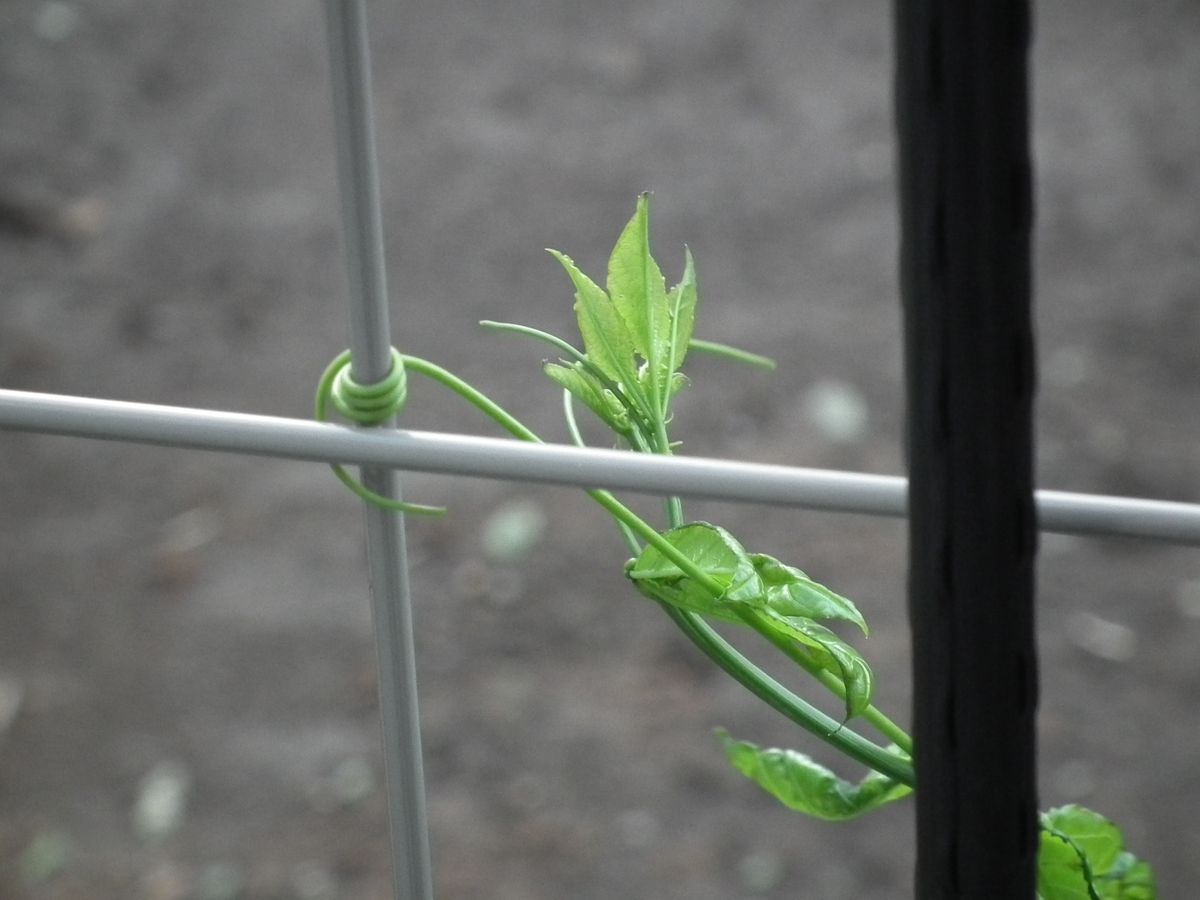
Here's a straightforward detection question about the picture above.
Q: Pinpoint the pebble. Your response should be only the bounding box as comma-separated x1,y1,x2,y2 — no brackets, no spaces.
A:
18,829,71,885
197,861,244,900
615,808,660,849
1043,345,1093,389
133,760,193,843
58,195,107,240
307,756,376,814
1066,611,1136,663
290,860,339,900
328,756,375,807
451,558,524,607
481,500,546,563
158,506,221,556
803,379,869,444
737,848,786,893
1173,578,1200,619
0,676,23,740
33,2,80,42
141,861,188,900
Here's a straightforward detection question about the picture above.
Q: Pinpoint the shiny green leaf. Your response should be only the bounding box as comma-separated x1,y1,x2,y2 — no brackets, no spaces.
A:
626,523,763,615
751,553,868,635
667,247,698,373
544,362,630,435
607,194,671,405
548,249,640,396
1038,806,1156,900
1039,828,1102,900
718,730,911,821
627,528,873,717
751,609,873,718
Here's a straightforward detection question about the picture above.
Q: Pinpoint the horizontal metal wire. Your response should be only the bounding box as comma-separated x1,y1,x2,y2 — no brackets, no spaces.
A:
2,387,1200,545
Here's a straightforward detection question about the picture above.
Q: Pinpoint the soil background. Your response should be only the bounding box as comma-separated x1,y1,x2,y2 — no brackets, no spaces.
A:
2,2,1199,898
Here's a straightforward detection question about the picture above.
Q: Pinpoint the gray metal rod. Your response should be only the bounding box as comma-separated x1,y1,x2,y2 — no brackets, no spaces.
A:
4,388,1200,547
324,0,392,382
322,2,433,898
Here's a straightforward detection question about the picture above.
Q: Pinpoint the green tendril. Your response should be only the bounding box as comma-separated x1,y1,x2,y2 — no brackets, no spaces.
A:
314,349,445,515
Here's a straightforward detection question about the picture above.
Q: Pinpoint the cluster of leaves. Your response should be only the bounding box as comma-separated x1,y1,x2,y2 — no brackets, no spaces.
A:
488,193,912,819
486,192,697,451
479,194,1155,898
626,522,871,721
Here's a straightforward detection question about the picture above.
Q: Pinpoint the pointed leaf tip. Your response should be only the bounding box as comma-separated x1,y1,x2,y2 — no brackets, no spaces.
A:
607,196,671,409
667,246,698,373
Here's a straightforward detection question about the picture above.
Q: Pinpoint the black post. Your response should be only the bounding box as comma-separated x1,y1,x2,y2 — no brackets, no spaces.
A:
894,2,1039,897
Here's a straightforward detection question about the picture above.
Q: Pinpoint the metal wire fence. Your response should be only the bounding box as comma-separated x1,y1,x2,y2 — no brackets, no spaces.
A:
1,1,1197,897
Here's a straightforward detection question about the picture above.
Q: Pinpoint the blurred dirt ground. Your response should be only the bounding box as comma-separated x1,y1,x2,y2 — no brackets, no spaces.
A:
1,1,1199,897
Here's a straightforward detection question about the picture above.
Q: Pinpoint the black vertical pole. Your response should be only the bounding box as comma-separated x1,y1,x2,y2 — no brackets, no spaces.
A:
894,3,1039,897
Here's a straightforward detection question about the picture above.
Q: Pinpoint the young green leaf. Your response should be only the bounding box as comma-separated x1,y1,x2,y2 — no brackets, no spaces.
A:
667,247,698,374
627,529,873,717
750,609,873,719
1039,827,1103,900
544,362,631,436
547,249,641,398
751,553,869,635
1037,806,1156,900
607,193,671,407
626,523,764,614
717,729,911,821
1044,806,1122,876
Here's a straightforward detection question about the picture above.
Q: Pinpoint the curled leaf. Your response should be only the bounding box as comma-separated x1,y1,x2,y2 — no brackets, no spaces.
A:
626,523,763,615
544,362,631,436
751,553,868,635
627,526,874,717
751,609,873,719
717,730,911,821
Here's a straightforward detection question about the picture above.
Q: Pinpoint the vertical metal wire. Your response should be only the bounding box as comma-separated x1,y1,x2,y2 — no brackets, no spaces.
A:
896,2,1039,896
322,2,434,898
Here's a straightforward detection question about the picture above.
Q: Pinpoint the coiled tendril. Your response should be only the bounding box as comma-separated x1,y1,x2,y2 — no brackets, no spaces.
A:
314,348,444,515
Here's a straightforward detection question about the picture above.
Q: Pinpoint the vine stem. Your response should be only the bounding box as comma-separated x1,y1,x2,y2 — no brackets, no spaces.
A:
652,414,914,763
740,608,913,756
401,353,915,787
642,372,913,762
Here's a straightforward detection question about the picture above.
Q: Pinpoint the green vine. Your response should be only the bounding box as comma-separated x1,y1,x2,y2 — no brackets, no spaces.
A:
321,194,1154,897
